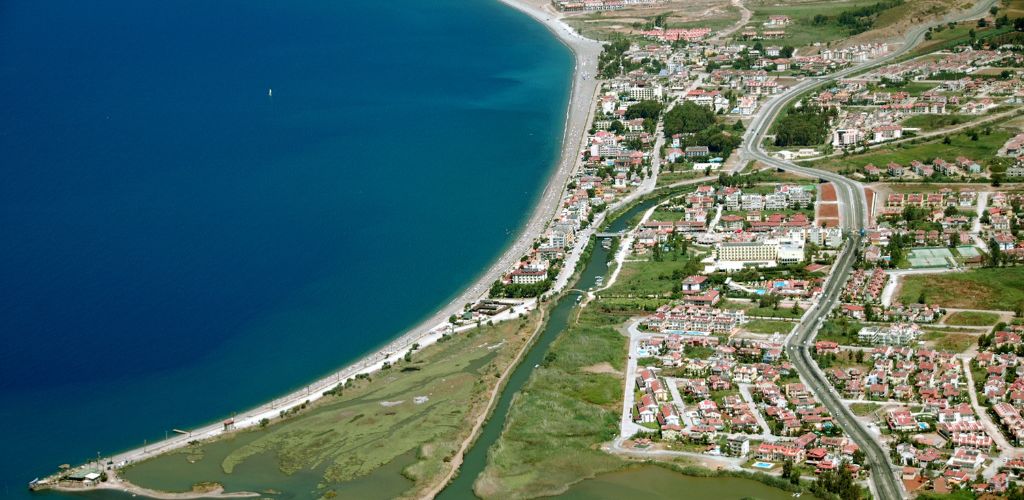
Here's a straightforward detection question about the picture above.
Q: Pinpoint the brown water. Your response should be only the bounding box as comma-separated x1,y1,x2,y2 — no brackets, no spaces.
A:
556,466,806,500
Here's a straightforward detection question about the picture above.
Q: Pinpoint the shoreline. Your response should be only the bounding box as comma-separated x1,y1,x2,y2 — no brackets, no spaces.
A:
52,0,606,487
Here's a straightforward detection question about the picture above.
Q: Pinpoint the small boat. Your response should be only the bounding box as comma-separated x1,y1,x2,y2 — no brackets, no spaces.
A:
268,88,273,97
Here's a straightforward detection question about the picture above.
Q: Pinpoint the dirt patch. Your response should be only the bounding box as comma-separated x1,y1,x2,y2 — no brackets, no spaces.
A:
818,203,839,219
582,362,622,375
819,182,837,202
818,217,841,228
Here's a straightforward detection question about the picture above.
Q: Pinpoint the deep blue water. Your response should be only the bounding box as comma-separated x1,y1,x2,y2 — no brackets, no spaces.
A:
0,0,572,495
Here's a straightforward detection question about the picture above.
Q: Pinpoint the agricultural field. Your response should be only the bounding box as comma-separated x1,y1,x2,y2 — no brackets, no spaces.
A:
121,313,542,498
898,267,1024,312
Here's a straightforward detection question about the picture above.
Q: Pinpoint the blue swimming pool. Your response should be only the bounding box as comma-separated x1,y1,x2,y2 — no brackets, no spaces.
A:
752,461,774,469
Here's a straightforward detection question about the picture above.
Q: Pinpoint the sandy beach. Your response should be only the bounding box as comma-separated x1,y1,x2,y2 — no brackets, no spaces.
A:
87,0,605,475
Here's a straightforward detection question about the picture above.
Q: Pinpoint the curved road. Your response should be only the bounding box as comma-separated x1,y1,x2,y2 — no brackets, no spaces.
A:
740,1,997,498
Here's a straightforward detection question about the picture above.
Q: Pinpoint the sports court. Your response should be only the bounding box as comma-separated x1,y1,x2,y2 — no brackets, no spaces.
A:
907,247,956,269
956,246,981,260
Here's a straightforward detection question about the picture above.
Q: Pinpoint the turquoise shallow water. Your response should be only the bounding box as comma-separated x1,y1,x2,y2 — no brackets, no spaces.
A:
0,0,572,495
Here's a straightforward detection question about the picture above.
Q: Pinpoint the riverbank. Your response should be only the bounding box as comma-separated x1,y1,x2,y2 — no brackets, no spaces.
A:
35,0,606,496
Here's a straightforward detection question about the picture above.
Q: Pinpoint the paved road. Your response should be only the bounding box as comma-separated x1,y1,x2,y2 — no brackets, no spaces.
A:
738,383,774,437
738,1,998,498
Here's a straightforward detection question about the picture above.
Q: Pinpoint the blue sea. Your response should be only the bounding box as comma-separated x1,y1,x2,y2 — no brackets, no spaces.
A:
0,0,572,495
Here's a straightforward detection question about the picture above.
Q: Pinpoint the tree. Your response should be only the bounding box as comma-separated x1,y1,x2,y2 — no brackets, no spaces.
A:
774,104,836,147
625,100,664,120
989,237,1003,267
663,101,716,136
782,459,794,478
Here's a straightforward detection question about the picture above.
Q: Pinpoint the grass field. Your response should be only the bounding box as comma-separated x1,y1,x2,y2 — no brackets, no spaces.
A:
923,330,978,353
744,318,795,334
850,402,880,416
122,313,542,498
901,114,972,131
744,0,897,49
898,267,1024,312
601,252,702,298
656,170,705,187
747,305,805,319
814,318,864,345
945,311,1000,326
808,128,1012,174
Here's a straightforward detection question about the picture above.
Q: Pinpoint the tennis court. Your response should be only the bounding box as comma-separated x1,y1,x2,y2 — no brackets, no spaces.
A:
907,247,956,268
956,246,981,259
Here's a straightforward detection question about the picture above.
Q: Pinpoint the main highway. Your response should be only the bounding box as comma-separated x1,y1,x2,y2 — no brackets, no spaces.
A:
739,1,997,498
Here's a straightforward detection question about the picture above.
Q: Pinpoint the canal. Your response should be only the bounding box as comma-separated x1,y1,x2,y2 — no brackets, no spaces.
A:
437,196,662,499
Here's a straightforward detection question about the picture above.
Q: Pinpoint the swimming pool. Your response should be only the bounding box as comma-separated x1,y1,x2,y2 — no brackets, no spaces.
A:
752,461,774,469
918,422,929,431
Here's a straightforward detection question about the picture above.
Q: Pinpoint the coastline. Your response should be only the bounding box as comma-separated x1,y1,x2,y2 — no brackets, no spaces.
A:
70,0,606,483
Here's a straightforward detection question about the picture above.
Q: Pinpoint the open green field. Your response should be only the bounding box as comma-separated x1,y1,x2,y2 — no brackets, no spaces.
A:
473,297,629,498
600,250,702,298
122,313,542,498
656,170,705,187
850,402,881,416
743,318,795,334
808,128,1012,174
814,318,864,345
898,267,1024,312
945,311,1001,326
744,0,898,49
922,330,978,353
747,305,805,319
901,114,972,131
